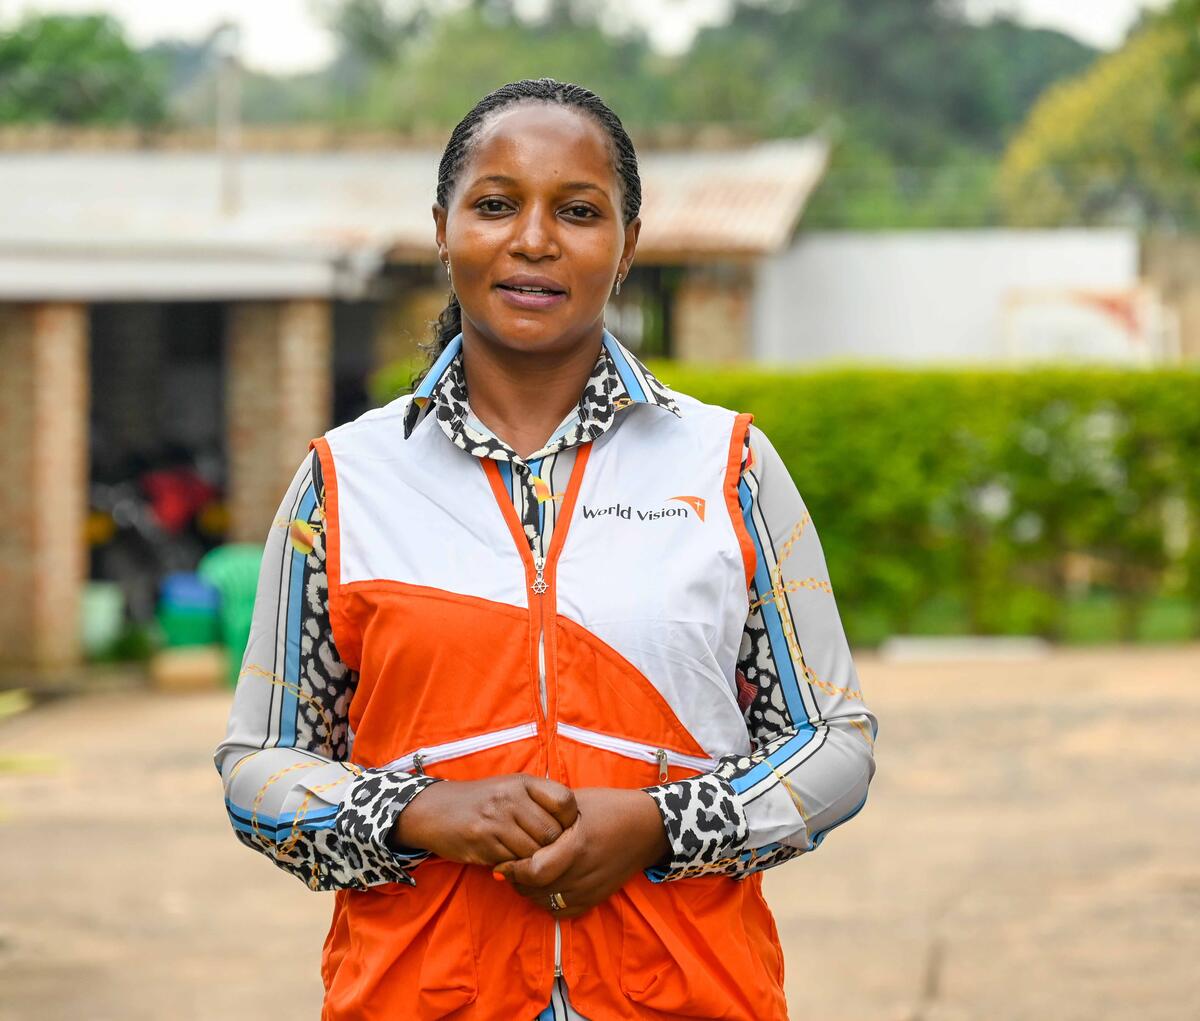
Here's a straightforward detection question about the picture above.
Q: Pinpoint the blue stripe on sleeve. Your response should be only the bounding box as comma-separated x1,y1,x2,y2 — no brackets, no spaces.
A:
811,789,871,848
729,476,817,794
225,799,340,842
280,483,317,748
739,478,809,726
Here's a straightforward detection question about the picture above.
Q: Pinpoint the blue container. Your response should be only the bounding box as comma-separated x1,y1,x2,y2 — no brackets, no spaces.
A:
159,572,221,612
157,572,222,648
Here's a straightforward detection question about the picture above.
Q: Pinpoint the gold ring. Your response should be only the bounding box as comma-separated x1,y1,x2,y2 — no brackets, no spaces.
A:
549,891,567,912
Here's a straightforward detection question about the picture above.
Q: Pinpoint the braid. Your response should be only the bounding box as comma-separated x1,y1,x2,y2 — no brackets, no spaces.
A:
412,78,641,389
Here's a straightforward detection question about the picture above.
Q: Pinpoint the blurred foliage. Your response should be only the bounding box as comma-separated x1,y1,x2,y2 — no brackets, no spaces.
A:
0,13,167,126
803,137,1001,229
0,2,1104,226
1166,0,1200,170
313,0,1095,150
311,0,1095,226
345,3,660,134
371,361,1200,646
140,31,340,124
999,7,1200,228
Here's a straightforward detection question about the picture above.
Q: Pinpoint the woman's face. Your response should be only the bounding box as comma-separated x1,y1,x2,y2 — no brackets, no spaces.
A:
433,101,639,358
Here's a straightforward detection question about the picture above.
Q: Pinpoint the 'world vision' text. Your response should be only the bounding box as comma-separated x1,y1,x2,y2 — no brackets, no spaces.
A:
580,496,706,523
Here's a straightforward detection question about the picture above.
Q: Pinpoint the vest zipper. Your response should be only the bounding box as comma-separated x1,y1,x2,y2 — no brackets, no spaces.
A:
377,722,540,774
531,552,563,979
556,722,718,780
483,450,592,989
533,554,549,717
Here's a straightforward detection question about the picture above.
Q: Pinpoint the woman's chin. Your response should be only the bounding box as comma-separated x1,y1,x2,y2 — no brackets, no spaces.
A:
470,311,585,352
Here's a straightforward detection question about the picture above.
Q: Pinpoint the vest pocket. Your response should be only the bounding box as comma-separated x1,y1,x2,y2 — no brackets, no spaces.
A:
377,721,539,775
558,723,716,782
617,878,785,1020
415,879,479,1020
336,863,479,1020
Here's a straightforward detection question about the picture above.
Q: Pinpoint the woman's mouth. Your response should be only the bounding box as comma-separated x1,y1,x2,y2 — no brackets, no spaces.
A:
495,279,568,310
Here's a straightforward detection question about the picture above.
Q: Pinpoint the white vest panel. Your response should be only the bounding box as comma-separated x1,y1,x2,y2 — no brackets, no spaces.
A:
323,391,753,760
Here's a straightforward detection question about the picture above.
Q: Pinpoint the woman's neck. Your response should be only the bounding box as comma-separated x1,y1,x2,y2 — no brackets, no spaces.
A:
460,327,604,460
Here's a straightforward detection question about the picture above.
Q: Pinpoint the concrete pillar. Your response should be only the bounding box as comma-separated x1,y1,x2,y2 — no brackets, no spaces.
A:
1141,235,1200,361
225,299,332,543
671,264,754,362
0,303,89,674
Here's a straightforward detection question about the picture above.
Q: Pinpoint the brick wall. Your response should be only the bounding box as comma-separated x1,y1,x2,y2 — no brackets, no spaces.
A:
0,303,88,674
672,266,753,362
225,300,332,543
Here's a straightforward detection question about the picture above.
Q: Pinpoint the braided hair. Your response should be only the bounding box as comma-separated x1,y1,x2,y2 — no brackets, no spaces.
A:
415,78,641,387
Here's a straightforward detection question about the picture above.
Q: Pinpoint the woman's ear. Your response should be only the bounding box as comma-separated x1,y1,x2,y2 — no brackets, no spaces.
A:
619,215,641,281
432,203,448,262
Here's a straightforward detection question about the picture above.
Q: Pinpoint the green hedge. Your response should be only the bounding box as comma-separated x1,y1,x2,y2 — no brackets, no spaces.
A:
373,361,1200,645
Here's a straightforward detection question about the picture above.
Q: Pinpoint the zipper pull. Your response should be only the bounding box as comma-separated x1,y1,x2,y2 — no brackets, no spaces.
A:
412,752,426,776
655,748,669,783
532,555,548,595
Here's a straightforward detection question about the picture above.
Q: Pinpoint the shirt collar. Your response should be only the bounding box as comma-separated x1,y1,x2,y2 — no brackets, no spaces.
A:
401,329,681,461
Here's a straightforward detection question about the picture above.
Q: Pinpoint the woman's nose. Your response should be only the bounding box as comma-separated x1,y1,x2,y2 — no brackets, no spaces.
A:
508,206,560,260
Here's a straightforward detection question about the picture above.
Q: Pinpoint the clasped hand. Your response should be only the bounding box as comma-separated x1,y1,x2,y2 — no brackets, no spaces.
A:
389,774,670,919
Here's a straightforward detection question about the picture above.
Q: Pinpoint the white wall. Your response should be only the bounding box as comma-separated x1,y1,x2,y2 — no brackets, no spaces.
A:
753,230,1142,364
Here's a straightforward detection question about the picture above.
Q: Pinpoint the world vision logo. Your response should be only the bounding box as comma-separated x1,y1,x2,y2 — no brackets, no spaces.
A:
668,495,706,521
581,494,706,523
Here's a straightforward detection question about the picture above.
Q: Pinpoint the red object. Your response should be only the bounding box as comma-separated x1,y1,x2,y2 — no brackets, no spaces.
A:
142,468,219,534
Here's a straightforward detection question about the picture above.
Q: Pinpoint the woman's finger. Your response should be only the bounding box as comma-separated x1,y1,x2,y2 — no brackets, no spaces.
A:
511,798,565,849
503,827,580,889
523,777,578,830
489,826,543,863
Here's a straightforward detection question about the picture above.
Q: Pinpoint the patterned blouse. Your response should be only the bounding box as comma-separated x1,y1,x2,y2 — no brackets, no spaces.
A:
215,330,877,1020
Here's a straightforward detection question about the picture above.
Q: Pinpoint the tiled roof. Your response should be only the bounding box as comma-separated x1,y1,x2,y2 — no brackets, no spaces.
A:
0,138,827,298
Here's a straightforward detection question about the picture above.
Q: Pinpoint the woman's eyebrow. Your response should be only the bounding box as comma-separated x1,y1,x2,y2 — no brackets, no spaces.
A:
467,173,608,195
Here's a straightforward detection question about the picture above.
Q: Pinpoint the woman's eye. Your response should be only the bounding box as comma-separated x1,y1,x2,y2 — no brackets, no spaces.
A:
564,204,598,219
476,198,510,214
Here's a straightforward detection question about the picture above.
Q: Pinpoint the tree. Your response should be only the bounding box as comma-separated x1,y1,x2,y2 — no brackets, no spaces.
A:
0,14,167,126
998,16,1198,228
344,3,661,133
1165,0,1200,169
318,0,447,67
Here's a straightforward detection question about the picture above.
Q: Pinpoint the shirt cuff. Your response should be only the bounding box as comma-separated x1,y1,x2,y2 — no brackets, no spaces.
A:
640,773,749,882
336,770,444,885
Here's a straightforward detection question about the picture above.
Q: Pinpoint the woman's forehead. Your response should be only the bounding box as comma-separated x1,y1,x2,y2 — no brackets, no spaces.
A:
463,102,617,194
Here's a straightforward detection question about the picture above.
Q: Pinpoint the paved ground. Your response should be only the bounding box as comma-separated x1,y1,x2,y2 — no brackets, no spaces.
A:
1,646,1198,1021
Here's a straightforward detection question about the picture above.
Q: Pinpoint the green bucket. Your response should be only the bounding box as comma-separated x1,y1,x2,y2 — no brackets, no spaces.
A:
198,543,265,687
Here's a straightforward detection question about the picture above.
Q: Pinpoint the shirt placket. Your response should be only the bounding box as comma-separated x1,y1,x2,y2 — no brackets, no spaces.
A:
510,459,547,560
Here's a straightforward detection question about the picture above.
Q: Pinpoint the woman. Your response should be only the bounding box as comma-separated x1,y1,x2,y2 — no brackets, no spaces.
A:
215,78,877,1021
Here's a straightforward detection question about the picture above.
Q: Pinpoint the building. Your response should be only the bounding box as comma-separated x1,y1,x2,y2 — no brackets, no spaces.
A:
755,229,1185,365
0,135,829,674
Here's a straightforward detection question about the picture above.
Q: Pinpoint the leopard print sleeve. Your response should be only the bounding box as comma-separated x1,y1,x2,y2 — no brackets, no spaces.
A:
642,425,878,883
215,452,443,892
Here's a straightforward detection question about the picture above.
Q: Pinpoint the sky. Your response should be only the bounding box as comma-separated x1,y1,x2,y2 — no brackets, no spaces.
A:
3,0,1174,75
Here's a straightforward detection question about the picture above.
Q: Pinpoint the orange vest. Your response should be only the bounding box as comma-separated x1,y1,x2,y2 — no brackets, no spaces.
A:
311,394,789,1021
